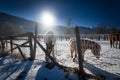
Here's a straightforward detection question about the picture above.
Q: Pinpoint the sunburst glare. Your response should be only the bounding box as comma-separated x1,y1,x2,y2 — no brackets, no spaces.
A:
40,10,56,27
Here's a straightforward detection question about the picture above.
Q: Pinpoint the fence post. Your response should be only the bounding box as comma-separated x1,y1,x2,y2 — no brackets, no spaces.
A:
10,37,13,53
28,32,35,60
1,40,5,52
34,23,38,57
75,26,85,79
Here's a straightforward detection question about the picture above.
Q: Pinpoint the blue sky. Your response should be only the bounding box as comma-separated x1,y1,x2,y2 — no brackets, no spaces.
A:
0,0,120,27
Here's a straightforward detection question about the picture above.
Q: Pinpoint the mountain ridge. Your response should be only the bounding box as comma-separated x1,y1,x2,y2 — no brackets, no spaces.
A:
0,12,94,35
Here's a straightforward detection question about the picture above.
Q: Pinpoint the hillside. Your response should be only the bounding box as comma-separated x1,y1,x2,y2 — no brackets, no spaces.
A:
78,26,94,34
0,12,36,33
0,12,94,36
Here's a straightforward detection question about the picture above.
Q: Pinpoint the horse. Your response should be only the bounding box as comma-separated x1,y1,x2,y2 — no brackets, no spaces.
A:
109,33,120,49
44,31,56,62
69,38,101,61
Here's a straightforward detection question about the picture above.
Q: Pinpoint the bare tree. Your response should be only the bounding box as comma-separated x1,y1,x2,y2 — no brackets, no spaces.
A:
94,23,119,34
66,17,72,27
64,17,74,37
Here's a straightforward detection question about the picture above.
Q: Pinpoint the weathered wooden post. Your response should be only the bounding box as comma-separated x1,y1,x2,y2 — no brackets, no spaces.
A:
28,32,35,60
10,36,13,53
75,26,85,79
1,40,5,52
34,23,38,57
118,34,120,49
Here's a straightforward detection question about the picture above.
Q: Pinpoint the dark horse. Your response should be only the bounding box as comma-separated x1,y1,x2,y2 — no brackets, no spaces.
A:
109,33,120,49
44,31,56,62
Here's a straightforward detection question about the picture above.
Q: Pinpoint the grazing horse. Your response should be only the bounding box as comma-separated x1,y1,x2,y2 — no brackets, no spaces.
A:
69,38,101,61
109,33,120,49
44,31,56,62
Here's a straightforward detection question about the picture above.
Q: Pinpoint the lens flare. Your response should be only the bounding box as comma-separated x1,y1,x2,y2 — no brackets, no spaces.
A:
40,11,56,26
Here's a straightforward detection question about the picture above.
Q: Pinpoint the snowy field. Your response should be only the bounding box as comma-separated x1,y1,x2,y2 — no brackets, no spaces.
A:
0,39,120,80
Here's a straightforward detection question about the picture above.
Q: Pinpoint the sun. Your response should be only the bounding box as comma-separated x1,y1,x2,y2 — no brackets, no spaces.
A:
40,11,56,26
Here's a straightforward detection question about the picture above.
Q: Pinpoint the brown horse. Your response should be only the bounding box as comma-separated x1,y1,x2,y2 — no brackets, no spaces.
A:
109,33,120,49
44,31,56,62
69,38,101,61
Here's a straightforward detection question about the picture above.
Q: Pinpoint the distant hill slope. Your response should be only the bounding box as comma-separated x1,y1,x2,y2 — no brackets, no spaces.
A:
78,26,94,34
0,12,36,33
0,12,94,36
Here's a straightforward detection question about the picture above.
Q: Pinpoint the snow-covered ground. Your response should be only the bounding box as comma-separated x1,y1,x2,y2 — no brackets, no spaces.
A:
0,39,120,80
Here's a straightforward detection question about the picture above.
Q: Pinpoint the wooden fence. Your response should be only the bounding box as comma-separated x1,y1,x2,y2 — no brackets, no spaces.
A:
37,34,109,41
0,26,105,80
0,32,36,60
